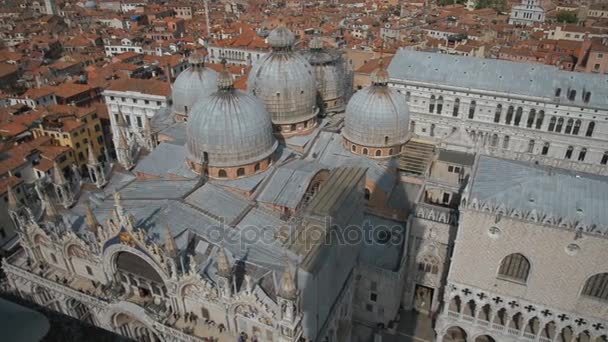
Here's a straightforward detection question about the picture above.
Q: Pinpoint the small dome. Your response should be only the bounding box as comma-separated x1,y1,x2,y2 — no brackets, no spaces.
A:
187,75,277,168
267,26,295,49
172,56,218,117
302,42,348,111
247,27,317,126
84,0,97,9
344,68,410,148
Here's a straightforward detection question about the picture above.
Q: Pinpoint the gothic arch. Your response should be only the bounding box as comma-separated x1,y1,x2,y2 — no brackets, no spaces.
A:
103,243,169,286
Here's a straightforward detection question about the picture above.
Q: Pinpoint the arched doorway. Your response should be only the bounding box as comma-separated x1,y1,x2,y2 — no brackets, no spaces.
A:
113,312,161,342
114,252,166,303
443,326,467,342
475,335,495,342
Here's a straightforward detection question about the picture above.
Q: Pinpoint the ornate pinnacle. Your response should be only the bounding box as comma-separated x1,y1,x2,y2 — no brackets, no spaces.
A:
216,245,231,278
164,224,178,259
278,262,297,300
87,143,98,166
7,184,19,210
43,191,59,220
52,162,67,185
85,199,99,233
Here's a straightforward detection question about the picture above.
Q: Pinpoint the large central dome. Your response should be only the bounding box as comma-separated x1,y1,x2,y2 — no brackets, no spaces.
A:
343,63,410,158
186,68,277,179
247,26,318,136
172,54,218,121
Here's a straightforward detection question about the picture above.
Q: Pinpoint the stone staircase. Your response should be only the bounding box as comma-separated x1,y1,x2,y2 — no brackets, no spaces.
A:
398,139,435,175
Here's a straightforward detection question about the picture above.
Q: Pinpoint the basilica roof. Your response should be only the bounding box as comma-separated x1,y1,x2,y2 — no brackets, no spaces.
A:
343,66,410,148
247,26,318,125
186,69,277,168
171,56,218,116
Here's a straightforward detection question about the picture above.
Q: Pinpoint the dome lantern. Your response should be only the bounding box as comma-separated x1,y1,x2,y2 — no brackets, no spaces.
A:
171,53,218,122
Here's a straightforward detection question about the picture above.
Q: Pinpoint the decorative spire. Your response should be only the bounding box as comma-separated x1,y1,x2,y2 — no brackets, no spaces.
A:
43,191,59,220
217,59,234,90
53,162,67,185
216,245,231,278
278,262,297,300
87,143,98,166
7,184,19,210
164,224,178,258
84,199,99,233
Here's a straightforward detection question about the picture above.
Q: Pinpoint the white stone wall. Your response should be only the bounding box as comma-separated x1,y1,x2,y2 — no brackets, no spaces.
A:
389,81,608,172
450,209,608,320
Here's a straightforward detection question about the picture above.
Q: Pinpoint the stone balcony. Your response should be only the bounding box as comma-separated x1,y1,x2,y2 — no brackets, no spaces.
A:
436,281,608,342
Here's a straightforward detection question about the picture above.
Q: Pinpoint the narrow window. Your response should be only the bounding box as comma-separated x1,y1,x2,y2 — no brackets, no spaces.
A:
568,89,576,101
494,104,502,123
555,118,564,133
601,152,608,165
565,119,574,134
218,169,227,178
578,148,587,161
375,150,382,157
573,119,581,135
526,109,536,128
86,266,93,275
535,111,544,129
505,106,514,124
586,122,595,137
452,98,460,117
503,136,510,149
548,117,556,132
468,100,476,119
514,107,523,126
541,142,550,155
565,146,573,159
491,134,499,147
582,273,608,301
527,140,535,153
436,96,443,114
362,148,368,155
429,95,436,113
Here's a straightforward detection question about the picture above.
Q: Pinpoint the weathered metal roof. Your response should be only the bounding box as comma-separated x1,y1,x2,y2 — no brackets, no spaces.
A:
171,64,218,116
388,49,608,109
257,160,327,208
186,87,277,168
344,84,410,148
133,143,198,179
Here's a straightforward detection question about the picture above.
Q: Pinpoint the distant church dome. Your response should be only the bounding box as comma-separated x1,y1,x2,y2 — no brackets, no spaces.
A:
302,37,349,115
343,61,410,158
186,66,277,179
172,54,218,121
84,0,97,9
247,26,318,137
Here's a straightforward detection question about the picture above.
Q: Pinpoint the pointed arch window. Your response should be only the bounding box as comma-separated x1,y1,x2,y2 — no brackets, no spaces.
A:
548,117,556,132
375,150,382,157
468,100,476,119
527,140,535,153
573,119,581,135
436,96,443,114
586,121,595,137
494,104,502,123
506,106,514,124
565,146,573,159
526,109,536,128
429,95,436,113
453,98,460,117
542,142,550,155
498,253,530,283
535,110,544,129
578,148,587,161
555,118,564,132
582,273,608,301
565,119,574,134
514,107,523,126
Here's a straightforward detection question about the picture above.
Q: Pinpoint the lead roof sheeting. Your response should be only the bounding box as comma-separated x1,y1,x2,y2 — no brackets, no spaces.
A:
119,179,198,200
159,122,188,146
257,160,325,208
134,143,197,179
185,183,250,223
438,149,476,166
471,156,608,230
388,49,608,109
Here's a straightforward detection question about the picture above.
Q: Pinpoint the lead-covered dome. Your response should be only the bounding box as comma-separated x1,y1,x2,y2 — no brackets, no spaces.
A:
186,68,277,177
172,54,218,120
247,26,318,133
302,37,348,114
343,64,410,153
